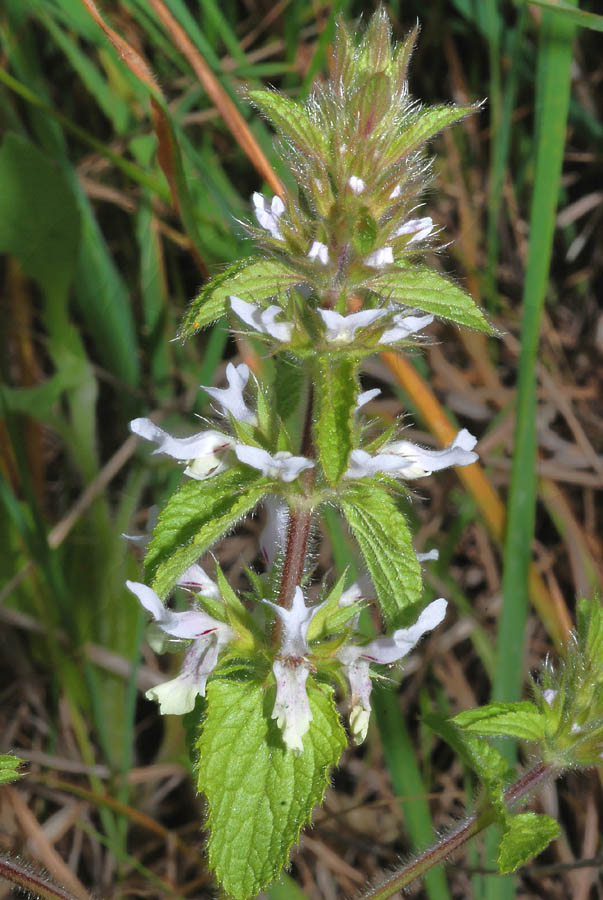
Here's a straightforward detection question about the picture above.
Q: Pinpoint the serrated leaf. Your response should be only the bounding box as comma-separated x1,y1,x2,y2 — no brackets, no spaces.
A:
196,676,346,899
453,702,547,742
248,90,326,159
179,258,302,339
386,104,476,165
366,265,495,333
339,483,422,627
315,357,357,485
0,754,25,785
145,469,271,598
497,813,560,874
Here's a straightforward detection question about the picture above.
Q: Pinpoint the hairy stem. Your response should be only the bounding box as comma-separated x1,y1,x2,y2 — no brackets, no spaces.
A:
360,761,555,900
278,383,315,610
0,856,84,900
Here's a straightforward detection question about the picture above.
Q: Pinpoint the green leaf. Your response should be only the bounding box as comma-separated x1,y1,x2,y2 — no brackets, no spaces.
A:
273,353,306,423
497,813,560,874
352,206,378,256
248,90,326,159
196,676,346,900
339,483,422,627
527,0,603,33
0,754,25,785
179,258,302,339
453,702,547,742
365,265,495,333
314,357,357,485
145,468,271,598
386,104,476,165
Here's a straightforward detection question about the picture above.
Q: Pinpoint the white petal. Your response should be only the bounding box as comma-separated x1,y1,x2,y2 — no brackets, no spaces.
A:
264,586,324,657
308,241,329,265
362,597,447,664
349,705,371,745
393,216,433,242
230,295,263,330
389,184,402,199
339,574,375,606
365,247,394,268
355,388,381,411
202,362,257,425
348,176,365,194
317,308,387,343
272,658,312,753
379,313,434,345
543,689,557,706
383,428,478,478
252,192,283,240
344,448,414,479
126,580,226,640
416,549,439,563
336,648,373,744
177,564,220,597
130,418,232,463
146,636,220,714
260,495,290,569
184,453,230,480
235,445,313,482
261,305,293,342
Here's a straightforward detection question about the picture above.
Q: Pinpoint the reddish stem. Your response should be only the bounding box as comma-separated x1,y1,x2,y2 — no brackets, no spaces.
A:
0,856,83,900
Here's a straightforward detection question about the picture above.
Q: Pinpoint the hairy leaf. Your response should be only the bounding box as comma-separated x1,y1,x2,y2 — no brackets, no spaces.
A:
179,258,302,339
498,813,560,874
339,483,422,626
196,676,346,899
366,264,495,332
386,104,476,165
453,702,547,742
145,468,271,598
248,90,326,159
315,357,357,485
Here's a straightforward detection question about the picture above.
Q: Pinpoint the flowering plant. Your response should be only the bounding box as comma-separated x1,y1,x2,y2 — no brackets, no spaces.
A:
123,10,601,900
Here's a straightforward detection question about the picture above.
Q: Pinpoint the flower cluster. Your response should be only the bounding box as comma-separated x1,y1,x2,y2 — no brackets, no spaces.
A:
126,8,492,758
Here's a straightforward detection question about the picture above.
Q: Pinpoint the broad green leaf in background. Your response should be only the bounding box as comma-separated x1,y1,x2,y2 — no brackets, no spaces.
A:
178,257,303,339
339,483,422,627
365,265,495,333
497,813,560,875
314,357,357,485
453,702,547,743
145,468,272,597
196,676,346,900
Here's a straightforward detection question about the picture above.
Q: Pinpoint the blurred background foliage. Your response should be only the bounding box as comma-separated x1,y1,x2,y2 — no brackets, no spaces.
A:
0,1,601,897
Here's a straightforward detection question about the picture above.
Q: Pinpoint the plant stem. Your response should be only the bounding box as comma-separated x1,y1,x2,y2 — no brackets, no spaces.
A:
278,383,315,610
359,762,555,900
0,856,84,900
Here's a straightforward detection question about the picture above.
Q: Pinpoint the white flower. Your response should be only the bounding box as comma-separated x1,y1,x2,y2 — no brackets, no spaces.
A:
355,388,381,411
252,192,284,240
344,429,478,479
308,241,329,265
129,418,233,480
365,247,394,268
126,580,235,715
379,313,434,345
389,184,402,199
382,428,478,478
202,362,256,426
393,216,434,243
260,495,290,569
348,176,365,194
235,445,314,482
543,689,557,706
317,308,387,343
417,549,439,562
230,296,293,342
176,564,221,597
264,587,326,752
338,598,447,743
